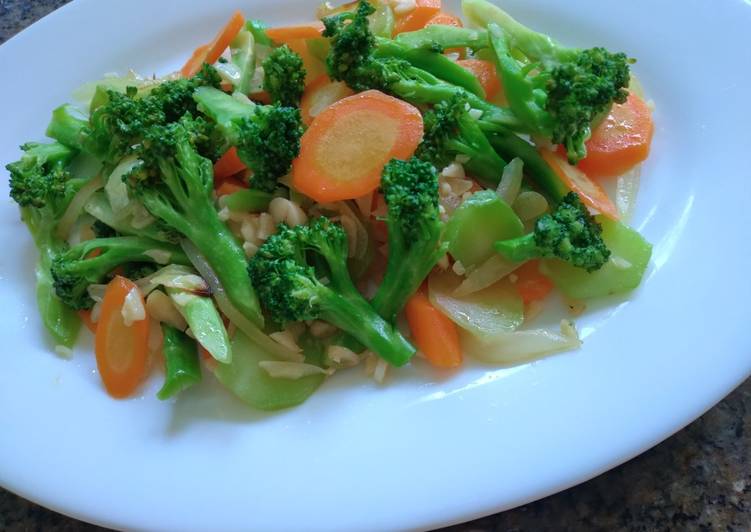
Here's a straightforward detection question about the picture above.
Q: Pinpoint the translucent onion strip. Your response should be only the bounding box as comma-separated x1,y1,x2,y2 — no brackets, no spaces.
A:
496,158,524,204
56,176,103,240
461,319,581,365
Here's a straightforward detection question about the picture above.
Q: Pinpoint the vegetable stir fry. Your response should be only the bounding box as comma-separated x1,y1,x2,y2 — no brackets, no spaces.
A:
6,0,654,410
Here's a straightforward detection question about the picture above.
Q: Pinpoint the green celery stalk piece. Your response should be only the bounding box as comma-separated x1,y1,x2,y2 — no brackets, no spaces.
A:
166,287,232,363
221,189,273,213
540,217,653,299
246,19,272,46
231,29,256,96
157,324,202,400
445,190,524,268
395,26,489,51
214,331,326,411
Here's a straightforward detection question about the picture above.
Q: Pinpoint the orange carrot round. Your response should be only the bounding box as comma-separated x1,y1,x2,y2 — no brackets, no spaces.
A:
300,74,355,125
426,11,463,27
95,276,150,399
213,147,246,181
405,290,462,369
181,11,245,78
575,93,654,178
513,260,553,304
457,59,502,100
540,149,619,220
393,0,442,35
291,90,424,202
266,22,324,44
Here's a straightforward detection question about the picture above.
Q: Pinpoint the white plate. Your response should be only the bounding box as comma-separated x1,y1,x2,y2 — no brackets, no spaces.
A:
1,0,750,530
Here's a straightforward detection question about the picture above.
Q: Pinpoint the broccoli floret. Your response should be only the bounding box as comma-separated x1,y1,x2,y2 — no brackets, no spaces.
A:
494,192,610,272
370,158,447,320
51,236,189,310
46,65,222,165
126,117,265,326
193,86,302,192
487,21,630,163
6,141,88,249
263,44,306,107
249,217,415,366
417,94,507,187
322,1,521,130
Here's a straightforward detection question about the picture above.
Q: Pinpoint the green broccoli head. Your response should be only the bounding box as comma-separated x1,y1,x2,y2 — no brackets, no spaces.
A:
59,64,221,164
322,0,377,91
488,21,631,164
236,103,303,192
546,47,631,162
417,94,506,187
248,223,323,323
193,86,303,192
51,236,188,310
7,142,77,209
249,216,416,366
263,44,306,107
370,158,447,320
381,157,440,243
495,192,610,272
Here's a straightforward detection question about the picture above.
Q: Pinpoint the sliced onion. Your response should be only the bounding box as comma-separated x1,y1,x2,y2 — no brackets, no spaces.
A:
180,239,304,363
615,164,642,222
56,176,103,240
428,270,524,337
496,157,523,204
104,155,139,216
512,191,548,222
461,319,581,365
454,254,521,297
135,264,195,295
258,361,329,380
87,284,107,303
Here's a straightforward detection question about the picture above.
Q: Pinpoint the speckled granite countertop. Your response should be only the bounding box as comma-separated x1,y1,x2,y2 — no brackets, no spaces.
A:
1,1,749,531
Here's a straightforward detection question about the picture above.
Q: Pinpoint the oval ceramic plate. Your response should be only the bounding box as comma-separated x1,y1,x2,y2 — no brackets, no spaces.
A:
1,1,750,530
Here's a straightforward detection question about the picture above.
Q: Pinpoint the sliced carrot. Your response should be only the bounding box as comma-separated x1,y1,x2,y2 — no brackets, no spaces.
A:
291,90,424,202
393,0,442,35
213,147,246,181
514,260,554,304
79,310,97,334
266,22,324,44
300,74,355,125
540,149,619,220
181,11,245,78
216,177,247,197
426,11,463,27
405,289,462,369
285,39,327,85
457,59,502,100
180,44,211,78
95,276,149,399
574,93,654,178
249,91,272,104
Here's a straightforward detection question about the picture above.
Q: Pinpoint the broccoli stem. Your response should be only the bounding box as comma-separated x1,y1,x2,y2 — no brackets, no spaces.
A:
154,202,264,327
374,39,485,97
493,233,539,262
46,105,88,151
370,227,444,322
320,289,415,367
